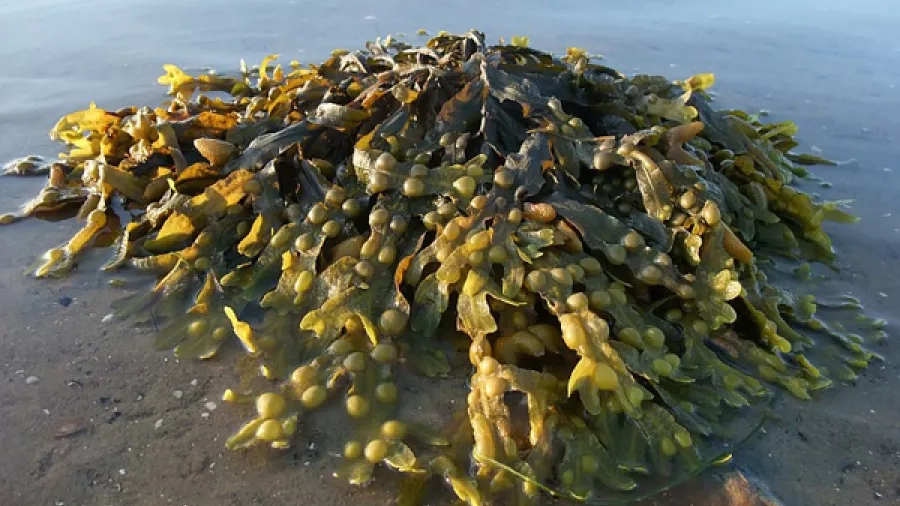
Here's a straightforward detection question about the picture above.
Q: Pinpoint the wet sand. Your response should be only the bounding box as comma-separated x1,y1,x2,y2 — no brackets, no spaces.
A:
1,1,898,505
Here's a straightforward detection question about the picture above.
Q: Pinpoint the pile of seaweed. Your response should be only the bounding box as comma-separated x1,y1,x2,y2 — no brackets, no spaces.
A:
0,30,886,505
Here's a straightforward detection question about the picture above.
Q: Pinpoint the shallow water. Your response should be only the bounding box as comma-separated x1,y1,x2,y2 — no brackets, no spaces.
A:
1,1,899,505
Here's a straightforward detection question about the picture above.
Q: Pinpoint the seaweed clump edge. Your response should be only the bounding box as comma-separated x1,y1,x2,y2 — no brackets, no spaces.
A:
0,29,887,506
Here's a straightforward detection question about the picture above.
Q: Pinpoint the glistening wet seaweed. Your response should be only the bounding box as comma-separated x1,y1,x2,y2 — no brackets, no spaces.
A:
0,30,885,505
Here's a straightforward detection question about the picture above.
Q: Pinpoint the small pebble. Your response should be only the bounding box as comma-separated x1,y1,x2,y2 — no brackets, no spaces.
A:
118,468,126,476
204,401,217,411
26,375,40,385
200,412,210,419
173,390,184,399
190,379,198,387
101,313,114,323
54,419,86,438
154,419,163,429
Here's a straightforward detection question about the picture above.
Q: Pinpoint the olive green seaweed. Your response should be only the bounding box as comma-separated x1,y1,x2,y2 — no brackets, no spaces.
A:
0,29,884,505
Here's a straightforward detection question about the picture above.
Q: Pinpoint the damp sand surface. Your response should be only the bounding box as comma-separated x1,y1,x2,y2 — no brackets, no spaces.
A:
1,1,899,505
